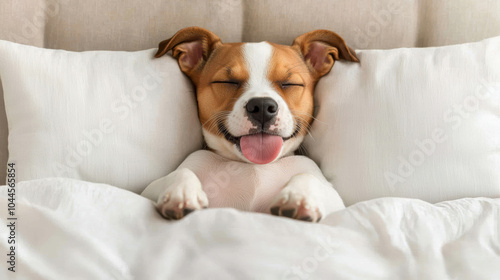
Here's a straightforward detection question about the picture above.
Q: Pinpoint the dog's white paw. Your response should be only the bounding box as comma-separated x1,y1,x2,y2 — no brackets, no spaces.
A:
270,187,323,222
269,174,326,222
154,169,209,220
157,185,209,220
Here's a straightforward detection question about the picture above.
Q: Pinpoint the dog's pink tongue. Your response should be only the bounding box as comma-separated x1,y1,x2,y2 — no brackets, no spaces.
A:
240,133,283,164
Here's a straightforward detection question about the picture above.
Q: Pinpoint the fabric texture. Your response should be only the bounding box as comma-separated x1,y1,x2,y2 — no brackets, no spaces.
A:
2,0,499,51
0,0,499,183
0,40,202,193
0,178,499,279
304,36,500,206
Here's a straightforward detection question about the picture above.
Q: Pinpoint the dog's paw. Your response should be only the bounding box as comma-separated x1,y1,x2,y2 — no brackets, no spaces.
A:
156,182,209,220
269,185,323,222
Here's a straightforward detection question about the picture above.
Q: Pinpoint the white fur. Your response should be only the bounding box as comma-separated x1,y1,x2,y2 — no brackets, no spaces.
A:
142,168,209,219
142,151,344,218
224,42,296,163
270,173,345,221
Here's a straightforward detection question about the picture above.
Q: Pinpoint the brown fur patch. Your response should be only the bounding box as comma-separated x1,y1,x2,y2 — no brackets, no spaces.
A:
195,43,250,136
267,43,316,138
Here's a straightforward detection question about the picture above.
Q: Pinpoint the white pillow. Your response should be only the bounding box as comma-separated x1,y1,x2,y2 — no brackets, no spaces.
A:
305,36,500,206
0,40,202,193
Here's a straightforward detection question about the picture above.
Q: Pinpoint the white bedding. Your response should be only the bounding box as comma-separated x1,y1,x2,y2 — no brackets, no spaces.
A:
1,178,499,280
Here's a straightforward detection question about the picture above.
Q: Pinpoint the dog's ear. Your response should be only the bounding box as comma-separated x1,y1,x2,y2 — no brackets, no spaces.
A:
155,27,222,78
292,30,359,79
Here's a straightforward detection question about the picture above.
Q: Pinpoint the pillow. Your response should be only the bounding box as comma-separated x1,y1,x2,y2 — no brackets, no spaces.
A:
304,36,500,206
0,40,202,193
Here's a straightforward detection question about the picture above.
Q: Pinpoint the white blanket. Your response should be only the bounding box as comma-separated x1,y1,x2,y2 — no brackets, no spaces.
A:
0,178,499,280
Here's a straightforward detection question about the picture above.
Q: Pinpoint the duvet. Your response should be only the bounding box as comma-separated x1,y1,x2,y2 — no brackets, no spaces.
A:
0,178,499,280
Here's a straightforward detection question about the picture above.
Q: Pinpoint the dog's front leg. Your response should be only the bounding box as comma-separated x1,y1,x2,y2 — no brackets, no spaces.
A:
141,168,209,220
269,173,344,222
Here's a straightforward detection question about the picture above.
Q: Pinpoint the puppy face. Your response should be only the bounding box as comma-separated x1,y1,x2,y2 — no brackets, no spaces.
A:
196,42,315,164
155,27,358,164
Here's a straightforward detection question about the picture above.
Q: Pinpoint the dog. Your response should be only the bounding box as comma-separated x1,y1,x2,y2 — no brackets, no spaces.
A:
141,27,359,222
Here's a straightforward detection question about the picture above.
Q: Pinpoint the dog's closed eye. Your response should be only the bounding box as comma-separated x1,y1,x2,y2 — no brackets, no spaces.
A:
280,82,304,89
212,80,241,86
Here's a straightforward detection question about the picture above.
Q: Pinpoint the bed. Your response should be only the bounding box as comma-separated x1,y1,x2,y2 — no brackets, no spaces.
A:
1,1,500,279
2,178,499,279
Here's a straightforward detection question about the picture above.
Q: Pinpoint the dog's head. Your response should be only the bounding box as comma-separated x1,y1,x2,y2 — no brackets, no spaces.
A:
155,27,358,164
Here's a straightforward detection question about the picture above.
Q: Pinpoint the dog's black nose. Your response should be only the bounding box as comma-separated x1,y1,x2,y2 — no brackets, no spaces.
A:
245,97,278,125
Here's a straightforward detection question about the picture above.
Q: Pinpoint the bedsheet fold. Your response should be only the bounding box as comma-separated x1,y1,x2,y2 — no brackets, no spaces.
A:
0,178,499,280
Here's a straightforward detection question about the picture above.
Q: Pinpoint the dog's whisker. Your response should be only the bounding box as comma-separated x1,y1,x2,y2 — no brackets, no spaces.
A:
293,115,313,130
306,130,315,141
291,116,316,141
291,110,327,126
202,111,231,127
202,111,231,135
